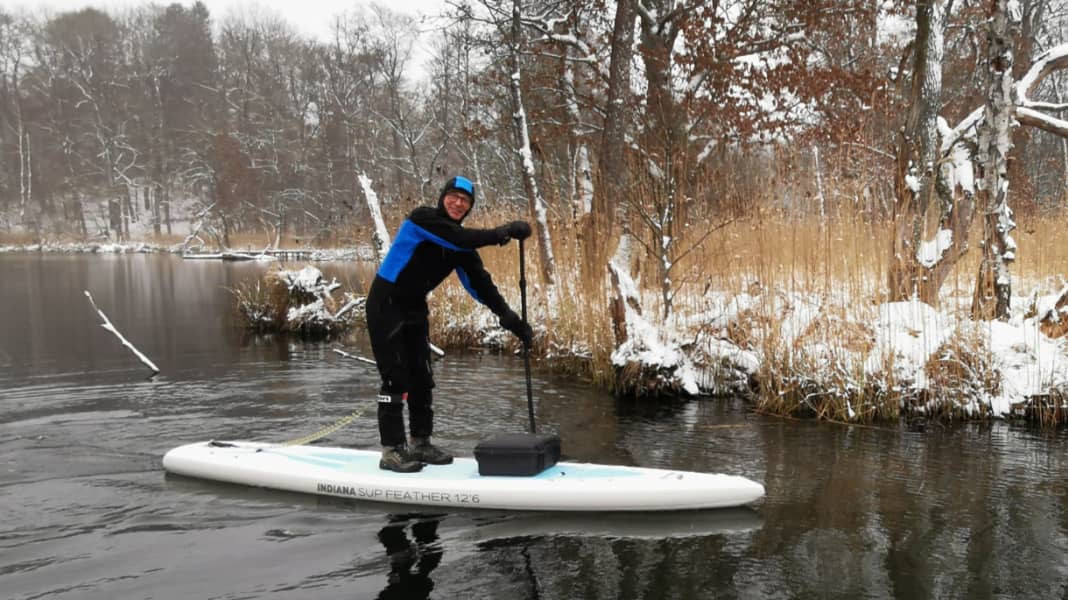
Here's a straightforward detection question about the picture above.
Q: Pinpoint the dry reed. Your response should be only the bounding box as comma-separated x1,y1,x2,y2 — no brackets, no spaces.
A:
426,200,1067,424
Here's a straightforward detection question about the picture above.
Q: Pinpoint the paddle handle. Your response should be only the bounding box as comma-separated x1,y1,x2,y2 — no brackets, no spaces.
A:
519,238,536,434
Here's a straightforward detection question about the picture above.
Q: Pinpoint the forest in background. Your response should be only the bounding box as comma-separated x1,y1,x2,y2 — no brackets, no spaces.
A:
4,0,1068,411
2,1,1066,238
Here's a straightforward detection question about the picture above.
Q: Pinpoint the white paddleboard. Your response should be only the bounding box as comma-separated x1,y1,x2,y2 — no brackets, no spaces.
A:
162,441,765,511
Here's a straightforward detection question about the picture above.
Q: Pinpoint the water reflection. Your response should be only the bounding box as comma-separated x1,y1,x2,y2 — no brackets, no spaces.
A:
375,514,444,600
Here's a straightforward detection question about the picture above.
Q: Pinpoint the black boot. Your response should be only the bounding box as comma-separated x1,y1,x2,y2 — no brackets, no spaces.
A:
409,437,454,465
379,445,423,473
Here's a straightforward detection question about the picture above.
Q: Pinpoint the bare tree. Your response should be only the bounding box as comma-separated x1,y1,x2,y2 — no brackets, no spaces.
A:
0,11,33,226
972,0,1021,320
506,0,556,297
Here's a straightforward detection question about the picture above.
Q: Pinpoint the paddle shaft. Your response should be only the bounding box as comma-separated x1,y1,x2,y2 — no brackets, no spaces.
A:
519,238,536,434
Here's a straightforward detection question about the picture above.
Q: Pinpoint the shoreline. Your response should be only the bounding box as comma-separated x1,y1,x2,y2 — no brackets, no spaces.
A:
7,241,1068,428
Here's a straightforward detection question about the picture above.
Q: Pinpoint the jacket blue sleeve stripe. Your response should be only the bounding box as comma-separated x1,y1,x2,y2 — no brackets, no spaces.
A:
377,220,469,283
454,267,482,303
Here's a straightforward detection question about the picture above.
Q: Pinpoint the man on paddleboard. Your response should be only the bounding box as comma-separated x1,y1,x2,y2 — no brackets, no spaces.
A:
365,175,533,472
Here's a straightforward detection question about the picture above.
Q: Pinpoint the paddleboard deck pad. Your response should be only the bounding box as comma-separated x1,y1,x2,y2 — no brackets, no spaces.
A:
162,441,765,511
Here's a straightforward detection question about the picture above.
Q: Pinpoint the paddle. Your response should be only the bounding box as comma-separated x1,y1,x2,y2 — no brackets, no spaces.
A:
519,238,536,434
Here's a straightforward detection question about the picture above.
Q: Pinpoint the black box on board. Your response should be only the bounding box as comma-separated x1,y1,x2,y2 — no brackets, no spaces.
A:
474,433,561,476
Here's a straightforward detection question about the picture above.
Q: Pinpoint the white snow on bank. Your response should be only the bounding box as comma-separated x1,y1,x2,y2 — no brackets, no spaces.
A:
0,242,377,262
620,282,1068,419
865,300,954,389
0,242,165,254
986,318,1068,414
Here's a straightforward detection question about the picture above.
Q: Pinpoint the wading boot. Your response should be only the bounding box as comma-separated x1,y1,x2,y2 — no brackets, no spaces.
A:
379,445,423,473
409,437,454,465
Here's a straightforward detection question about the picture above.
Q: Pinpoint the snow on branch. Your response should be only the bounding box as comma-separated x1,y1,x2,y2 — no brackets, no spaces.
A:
1015,43,1068,104
84,291,160,375
1004,43,1068,139
1016,107,1068,137
939,107,983,153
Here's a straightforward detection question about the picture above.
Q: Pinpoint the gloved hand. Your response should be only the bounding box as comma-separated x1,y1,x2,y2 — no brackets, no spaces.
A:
499,310,533,345
493,221,532,245
505,220,532,241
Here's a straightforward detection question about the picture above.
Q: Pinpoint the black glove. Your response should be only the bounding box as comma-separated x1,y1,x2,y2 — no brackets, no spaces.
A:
499,310,533,345
493,221,532,246
506,220,532,241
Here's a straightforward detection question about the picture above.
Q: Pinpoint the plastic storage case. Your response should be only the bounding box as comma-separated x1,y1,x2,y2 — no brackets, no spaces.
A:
474,433,561,476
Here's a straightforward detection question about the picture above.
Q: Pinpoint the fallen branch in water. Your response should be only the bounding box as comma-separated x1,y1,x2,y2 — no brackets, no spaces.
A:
332,347,377,366
332,296,365,321
84,291,160,375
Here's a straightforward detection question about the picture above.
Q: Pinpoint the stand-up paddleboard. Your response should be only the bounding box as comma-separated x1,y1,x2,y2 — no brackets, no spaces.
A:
162,441,765,511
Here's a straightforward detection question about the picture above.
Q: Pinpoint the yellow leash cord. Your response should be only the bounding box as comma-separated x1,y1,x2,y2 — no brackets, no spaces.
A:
277,408,364,447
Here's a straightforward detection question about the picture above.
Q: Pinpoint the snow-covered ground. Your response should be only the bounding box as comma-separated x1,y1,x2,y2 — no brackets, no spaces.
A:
0,240,375,261
606,280,1068,420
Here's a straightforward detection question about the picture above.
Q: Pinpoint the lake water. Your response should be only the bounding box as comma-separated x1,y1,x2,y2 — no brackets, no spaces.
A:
2,253,1068,599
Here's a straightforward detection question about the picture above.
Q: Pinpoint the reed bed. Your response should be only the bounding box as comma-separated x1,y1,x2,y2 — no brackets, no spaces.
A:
422,205,1068,424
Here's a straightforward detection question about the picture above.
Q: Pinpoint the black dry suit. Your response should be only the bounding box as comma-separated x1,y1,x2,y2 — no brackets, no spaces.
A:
365,189,513,447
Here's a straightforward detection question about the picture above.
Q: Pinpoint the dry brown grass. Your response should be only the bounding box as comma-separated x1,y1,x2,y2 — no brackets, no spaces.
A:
1015,214,1068,281
421,199,1068,425
149,234,186,245
0,231,40,245
920,324,1001,419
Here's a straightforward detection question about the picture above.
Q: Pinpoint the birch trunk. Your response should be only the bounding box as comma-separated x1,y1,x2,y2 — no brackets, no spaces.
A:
509,0,556,304
561,51,592,220
17,117,30,225
972,0,1020,320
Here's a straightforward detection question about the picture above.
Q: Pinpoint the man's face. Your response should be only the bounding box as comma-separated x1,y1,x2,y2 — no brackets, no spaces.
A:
443,191,473,222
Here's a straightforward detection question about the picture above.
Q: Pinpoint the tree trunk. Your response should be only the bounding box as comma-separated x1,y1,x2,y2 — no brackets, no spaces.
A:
972,0,1020,321
76,191,87,238
109,196,121,239
587,0,637,284
607,232,639,346
163,185,172,235
509,0,557,301
120,191,129,241
560,44,592,221
222,214,231,249
16,107,31,226
637,1,684,155
889,0,951,305
1006,0,1043,214
153,183,162,236
636,1,684,320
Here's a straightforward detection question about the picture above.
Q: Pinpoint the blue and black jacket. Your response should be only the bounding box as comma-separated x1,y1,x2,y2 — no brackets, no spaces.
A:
368,205,510,316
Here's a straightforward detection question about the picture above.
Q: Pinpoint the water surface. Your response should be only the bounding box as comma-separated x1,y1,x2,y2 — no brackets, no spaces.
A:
2,254,1067,599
